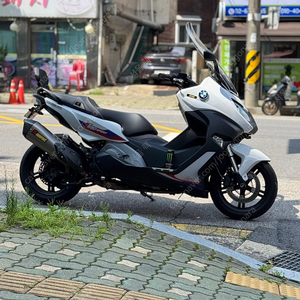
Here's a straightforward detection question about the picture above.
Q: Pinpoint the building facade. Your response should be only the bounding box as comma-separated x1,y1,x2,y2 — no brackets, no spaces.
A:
0,0,175,89
216,0,300,98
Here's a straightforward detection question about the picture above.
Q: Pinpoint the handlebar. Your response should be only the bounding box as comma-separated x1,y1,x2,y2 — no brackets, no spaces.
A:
158,73,197,89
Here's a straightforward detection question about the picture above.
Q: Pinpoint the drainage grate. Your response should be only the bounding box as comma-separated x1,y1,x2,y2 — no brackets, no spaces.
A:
265,251,300,272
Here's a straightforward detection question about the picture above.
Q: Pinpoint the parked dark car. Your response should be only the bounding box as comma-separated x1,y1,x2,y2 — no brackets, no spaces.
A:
140,46,192,84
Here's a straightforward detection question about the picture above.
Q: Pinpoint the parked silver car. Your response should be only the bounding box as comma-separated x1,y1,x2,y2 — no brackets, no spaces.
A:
140,46,192,84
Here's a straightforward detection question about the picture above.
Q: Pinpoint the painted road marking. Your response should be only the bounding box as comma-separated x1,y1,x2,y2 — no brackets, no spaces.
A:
0,114,23,124
170,223,252,239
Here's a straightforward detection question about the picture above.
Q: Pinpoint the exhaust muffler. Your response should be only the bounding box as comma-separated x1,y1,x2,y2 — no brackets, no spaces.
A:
23,119,83,171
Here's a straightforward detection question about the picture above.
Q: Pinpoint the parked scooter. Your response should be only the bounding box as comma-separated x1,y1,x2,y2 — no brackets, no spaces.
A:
19,23,278,220
262,76,300,115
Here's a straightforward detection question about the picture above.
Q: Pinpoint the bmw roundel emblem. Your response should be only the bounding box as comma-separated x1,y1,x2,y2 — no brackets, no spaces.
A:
199,90,209,101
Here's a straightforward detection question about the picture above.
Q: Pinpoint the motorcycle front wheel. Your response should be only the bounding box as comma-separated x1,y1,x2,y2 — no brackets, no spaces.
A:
262,99,279,115
20,145,82,204
210,161,277,220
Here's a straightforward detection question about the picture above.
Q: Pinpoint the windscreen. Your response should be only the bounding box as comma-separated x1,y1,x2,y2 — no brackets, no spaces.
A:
186,22,238,95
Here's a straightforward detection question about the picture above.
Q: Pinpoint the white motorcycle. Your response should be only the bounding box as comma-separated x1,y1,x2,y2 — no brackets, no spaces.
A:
20,23,277,220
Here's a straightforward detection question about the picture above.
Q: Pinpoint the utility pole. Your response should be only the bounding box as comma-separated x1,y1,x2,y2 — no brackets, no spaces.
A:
245,0,261,108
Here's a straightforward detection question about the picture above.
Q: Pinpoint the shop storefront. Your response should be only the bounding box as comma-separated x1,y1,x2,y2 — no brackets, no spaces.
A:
0,0,99,89
217,0,300,99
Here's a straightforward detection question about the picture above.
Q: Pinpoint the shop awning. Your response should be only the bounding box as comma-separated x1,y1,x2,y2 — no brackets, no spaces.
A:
217,21,300,41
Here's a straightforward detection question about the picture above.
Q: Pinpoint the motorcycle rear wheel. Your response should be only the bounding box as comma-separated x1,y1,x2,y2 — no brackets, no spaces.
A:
20,145,81,204
210,161,277,220
262,99,279,115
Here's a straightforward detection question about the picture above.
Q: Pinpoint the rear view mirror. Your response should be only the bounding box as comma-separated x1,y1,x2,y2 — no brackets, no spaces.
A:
34,67,49,89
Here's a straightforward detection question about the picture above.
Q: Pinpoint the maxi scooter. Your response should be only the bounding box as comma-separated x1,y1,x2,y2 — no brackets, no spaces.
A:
262,75,300,116
20,23,278,220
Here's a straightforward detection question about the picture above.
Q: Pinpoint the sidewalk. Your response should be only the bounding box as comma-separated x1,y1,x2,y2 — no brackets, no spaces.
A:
0,212,300,300
0,84,265,114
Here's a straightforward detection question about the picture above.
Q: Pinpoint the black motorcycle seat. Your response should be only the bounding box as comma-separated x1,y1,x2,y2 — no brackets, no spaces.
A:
45,90,157,137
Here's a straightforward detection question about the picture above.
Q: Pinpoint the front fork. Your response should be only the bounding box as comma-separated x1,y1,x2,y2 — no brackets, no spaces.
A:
228,143,270,181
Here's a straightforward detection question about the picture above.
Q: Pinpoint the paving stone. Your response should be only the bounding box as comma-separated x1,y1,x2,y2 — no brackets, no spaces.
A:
143,229,164,241
146,251,169,262
66,244,103,255
41,259,85,271
171,282,205,293
116,260,138,270
78,265,108,278
0,290,47,300
188,260,207,269
30,233,52,242
52,269,80,280
110,246,145,258
167,287,192,297
170,251,191,263
0,241,21,248
0,258,17,269
160,235,181,246
70,252,99,265
29,277,85,300
35,264,61,272
5,266,51,277
41,241,63,253
100,274,125,283
214,291,240,300
119,278,145,291
157,263,181,276
88,239,112,251
99,250,124,263
10,243,41,256
134,264,158,277
122,290,168,300
113,237,136,250
197,277,221,291
105,270,145,282
0,246,10,253
15,256,46,269
137,241,170,253
131,246,151,255
189,291,216,300
57,248,80,257
141,288,175,300
31,251,72,262
178,272,200,282
145,277,172,291
10,237,45,246
73,275,104,285
71,283,126,300
0,271,44,294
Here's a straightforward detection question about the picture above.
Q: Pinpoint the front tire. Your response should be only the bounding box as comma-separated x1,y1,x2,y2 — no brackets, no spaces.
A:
262,99,279,115
210,162,277,220
20,145,82,204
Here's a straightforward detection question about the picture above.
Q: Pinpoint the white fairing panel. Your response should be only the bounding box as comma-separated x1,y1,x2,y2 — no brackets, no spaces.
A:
231,144,270,180
45,98,128,142
177,77,255,134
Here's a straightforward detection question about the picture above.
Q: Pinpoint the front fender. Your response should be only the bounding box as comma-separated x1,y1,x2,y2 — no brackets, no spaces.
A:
231,144,270,180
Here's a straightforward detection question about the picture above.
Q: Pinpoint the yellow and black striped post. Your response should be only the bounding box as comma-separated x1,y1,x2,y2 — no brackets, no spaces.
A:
245,50,260,84
245,0,261,108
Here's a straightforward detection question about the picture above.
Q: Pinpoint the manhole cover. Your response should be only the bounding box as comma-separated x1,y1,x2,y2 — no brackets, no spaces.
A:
265,251,300,272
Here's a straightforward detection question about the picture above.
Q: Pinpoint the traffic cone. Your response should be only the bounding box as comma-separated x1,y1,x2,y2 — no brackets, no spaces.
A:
17,79,25,104
8,79,18,104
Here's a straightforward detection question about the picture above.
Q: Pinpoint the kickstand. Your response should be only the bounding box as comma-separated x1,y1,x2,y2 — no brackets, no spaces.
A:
141,191,155,201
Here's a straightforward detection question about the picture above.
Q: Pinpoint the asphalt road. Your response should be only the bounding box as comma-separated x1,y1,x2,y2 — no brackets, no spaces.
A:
0,103,300,266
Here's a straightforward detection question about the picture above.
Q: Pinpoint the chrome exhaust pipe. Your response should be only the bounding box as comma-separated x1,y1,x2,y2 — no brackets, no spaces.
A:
23,119,83,171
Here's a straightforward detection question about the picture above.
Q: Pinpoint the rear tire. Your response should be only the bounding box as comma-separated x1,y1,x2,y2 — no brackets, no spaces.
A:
262,99,279,115
20,145,81,205
210,161,278,220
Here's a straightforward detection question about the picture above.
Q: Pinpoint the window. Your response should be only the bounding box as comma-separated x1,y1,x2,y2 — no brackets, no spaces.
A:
175,15,201,44
0,22,16,54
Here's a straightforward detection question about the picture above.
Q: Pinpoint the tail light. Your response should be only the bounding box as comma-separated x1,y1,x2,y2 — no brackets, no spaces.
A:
141,57,152,62
173,58,187,63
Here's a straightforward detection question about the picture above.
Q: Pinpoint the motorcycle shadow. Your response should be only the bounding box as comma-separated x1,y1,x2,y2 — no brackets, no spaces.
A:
65,189,224,223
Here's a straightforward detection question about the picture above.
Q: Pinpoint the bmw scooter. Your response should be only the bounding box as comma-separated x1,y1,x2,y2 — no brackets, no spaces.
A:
20,23,278,220
262,76,300,116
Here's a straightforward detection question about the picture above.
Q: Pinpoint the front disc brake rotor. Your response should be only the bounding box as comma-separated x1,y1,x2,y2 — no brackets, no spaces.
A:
227,171,261,203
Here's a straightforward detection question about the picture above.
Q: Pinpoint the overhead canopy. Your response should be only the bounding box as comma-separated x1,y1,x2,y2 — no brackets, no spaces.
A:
217,21,300,41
